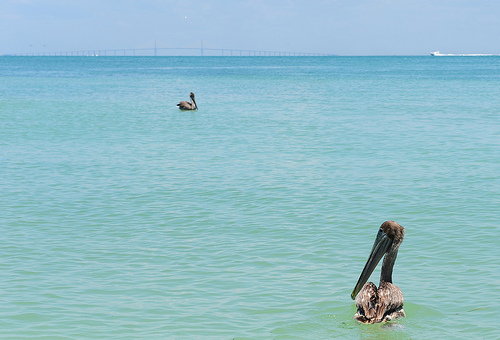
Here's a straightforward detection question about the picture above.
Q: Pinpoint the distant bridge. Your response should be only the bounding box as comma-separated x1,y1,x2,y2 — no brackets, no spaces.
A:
6,44,335,57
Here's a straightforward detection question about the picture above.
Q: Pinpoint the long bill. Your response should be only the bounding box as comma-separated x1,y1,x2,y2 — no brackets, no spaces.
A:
351,229,393,300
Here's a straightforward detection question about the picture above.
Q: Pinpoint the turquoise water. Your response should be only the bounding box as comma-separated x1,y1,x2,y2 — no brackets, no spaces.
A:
1,56,499,339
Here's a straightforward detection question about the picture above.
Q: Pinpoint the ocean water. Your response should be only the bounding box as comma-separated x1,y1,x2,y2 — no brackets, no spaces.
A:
1,56,499,339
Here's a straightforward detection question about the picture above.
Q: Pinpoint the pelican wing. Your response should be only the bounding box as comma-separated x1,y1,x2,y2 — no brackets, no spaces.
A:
355,282,378,322
177,101,194,110
376,282,404,322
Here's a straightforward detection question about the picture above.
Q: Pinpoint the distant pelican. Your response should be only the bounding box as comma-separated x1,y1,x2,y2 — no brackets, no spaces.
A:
351,221,406,323
177,92,197,111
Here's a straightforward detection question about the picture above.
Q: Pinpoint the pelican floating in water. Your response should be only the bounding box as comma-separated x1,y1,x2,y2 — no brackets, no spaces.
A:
351,221,406,324
177,92,197,111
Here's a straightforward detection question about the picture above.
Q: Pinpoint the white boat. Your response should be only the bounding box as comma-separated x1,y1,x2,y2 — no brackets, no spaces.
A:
430,50,496,56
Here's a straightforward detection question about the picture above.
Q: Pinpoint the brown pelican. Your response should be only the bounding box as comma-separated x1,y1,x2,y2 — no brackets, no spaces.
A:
177,92,197,111
351,221,406,324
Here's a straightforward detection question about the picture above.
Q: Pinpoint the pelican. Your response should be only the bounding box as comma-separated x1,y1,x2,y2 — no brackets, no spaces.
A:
351,221,406,324
177,92,197,111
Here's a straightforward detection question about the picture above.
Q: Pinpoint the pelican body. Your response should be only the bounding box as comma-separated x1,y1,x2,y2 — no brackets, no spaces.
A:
177,92,197,111
351,221,406,323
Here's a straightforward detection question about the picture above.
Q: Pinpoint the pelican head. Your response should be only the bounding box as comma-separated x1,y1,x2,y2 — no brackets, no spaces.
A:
351,221,404,300
189,92,197,109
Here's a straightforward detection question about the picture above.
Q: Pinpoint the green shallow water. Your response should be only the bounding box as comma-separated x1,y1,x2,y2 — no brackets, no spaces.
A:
1,56,499,339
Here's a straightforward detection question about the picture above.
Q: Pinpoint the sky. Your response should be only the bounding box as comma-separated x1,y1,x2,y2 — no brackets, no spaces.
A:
1,0,499,56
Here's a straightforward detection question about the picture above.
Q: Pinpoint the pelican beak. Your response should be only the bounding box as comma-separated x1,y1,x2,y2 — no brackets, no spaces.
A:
351,228,392,300
192,98,197,110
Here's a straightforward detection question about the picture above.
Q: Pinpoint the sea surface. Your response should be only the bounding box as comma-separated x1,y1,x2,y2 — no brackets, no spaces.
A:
1,56,499,339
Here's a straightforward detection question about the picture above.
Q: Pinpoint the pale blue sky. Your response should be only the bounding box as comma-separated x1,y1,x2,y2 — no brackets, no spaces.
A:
1,0,499,55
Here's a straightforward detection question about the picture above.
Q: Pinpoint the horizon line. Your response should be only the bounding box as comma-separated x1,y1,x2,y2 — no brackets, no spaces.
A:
3,45,337,57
